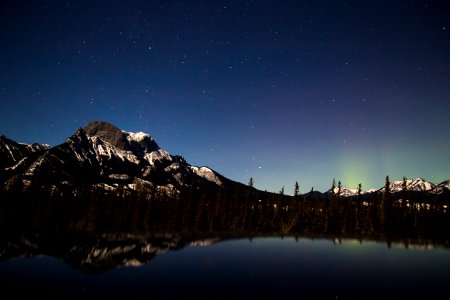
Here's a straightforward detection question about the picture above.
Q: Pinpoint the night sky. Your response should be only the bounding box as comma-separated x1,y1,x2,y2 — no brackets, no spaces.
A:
1,1,449,193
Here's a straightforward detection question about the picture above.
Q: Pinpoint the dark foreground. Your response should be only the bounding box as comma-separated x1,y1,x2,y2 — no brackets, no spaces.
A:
1,187,450,299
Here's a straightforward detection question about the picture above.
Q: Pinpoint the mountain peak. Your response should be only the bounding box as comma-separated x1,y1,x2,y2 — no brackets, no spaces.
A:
84,120,119,131
75,127,87,136
83,121,159,154
387,177,436,192
84,121,127,149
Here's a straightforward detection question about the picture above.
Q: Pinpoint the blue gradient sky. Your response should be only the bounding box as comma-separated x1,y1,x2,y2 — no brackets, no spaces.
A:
1,1,449,193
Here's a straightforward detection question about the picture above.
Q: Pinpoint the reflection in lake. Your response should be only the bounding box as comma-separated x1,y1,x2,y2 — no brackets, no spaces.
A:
1,233,450,299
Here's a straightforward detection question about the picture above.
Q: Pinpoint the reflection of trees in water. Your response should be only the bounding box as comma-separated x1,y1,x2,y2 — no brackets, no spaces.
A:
0,232,446,274
0,183,449,243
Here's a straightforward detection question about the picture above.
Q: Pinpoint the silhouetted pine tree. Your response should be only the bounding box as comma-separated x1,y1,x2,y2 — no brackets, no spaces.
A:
355,183,362,230
401,176,408,209
385,175,391,195
381,175,392,232
402,176,407,192
337,180,342,197
331,179,336,198
294,181,299,197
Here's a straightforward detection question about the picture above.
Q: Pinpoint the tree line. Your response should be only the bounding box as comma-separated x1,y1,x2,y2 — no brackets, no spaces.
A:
1,176,449,246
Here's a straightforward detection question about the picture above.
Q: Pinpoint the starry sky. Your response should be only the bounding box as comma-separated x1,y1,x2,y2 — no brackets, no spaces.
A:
1,0,449,193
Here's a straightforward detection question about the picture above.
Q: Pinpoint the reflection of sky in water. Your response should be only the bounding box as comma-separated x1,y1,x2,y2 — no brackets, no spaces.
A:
153,237,450,298
1,237,450,298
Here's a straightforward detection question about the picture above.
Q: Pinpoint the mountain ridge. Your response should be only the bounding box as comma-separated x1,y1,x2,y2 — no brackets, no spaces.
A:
1,121,449,196
1,121,240,193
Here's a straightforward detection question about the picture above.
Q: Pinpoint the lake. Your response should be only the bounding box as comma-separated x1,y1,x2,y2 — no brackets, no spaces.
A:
1,235,449,299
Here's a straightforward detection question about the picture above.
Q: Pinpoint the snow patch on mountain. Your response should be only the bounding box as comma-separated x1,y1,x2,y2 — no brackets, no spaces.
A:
25,156,51,176
438,180,450,190
143,149,172,165
4,143,18,161
385,178,435,192
332,187,363,197
90,136,140,164
124,131,151,142
5,157,27,171
190,166,223,186
23,143,51,152
108,174,130,181
431,179,450,194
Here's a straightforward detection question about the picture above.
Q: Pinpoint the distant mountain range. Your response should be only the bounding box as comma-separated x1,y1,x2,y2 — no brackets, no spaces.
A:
330,178,450,197
1,121,449,196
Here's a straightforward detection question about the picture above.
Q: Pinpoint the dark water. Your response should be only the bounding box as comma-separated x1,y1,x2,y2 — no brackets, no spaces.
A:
1,236,450,299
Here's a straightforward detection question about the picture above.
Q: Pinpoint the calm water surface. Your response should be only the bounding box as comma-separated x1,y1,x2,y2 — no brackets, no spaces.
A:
1,237,450,299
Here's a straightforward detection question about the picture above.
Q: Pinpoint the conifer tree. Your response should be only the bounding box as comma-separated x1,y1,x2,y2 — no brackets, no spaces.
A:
400,176,408,208
308,187,314,201
402,176,407,192
385,175,391,194
248,177,254,188
383,175,392,207
338,180,342,197
331,179,336,196
294,181,299,197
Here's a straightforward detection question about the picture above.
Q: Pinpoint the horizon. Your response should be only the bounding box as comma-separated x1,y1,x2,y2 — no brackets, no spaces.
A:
1,119,448,194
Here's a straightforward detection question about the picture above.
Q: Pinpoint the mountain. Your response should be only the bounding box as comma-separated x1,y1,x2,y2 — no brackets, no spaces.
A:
0,134,49,170
0,121,235,192
381,178,436,193
330,187,362,197
431,179,450,194
1,122,448,197
327,177,449,198
0,134,50,184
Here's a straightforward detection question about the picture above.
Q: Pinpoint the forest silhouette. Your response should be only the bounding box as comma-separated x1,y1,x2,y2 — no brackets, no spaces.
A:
1,178,449,247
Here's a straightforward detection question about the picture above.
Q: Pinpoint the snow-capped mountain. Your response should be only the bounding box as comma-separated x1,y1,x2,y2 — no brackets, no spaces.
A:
0,134,49,170
0,121,233,192
431,180,450,194
331,187,364,197
383,178,436,193
327,177,449,198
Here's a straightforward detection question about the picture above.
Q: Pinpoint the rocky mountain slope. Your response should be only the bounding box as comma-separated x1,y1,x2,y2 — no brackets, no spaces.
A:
0,121,234,192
